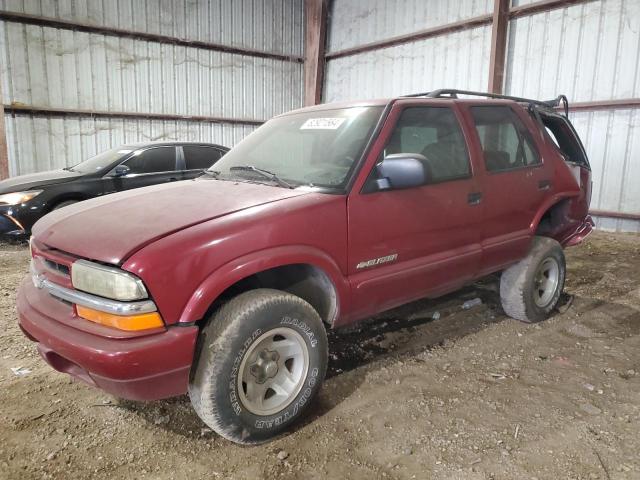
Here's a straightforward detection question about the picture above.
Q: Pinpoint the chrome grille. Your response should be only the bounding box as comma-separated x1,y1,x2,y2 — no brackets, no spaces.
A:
43,259,70,277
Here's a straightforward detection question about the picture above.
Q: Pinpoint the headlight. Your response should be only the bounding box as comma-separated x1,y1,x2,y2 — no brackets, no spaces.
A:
0,190,42,206
71,260,148,301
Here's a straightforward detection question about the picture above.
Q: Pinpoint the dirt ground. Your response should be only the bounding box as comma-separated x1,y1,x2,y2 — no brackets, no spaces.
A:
1,231,639,480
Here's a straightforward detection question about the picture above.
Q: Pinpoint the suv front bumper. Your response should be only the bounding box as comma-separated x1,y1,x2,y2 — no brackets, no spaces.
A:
17,277,198,400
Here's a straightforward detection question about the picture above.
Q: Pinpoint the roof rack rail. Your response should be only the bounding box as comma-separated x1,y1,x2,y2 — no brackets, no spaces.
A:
403,89,569,117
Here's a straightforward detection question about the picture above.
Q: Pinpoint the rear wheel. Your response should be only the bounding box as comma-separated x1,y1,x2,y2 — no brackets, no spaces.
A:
189,289,328,444
500,236,566,323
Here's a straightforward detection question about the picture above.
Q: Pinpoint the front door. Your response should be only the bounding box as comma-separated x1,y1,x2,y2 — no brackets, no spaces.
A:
106,146,180,193
346,103,483,321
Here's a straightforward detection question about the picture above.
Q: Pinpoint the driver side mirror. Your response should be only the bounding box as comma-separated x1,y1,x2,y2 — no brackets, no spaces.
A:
113,165,130,177
373,153,429,191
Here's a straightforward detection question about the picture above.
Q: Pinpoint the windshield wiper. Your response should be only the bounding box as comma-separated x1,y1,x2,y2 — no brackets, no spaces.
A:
229,165,294,189
62,167,75,172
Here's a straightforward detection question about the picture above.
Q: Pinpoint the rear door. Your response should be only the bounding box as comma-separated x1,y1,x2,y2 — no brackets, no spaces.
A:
180,145,225,180
112,146,180,192
347,101,483,320
464,104,548,274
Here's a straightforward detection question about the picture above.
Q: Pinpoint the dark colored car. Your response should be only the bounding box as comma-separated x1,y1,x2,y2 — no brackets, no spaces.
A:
18,90,593,444
0,141,229,238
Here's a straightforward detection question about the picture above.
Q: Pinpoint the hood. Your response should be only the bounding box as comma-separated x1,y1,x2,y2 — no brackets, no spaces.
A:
33,179,311,264
0,169,81,193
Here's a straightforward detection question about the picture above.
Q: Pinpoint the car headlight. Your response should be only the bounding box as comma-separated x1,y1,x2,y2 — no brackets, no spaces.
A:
71,260,148,301
0,190,43,206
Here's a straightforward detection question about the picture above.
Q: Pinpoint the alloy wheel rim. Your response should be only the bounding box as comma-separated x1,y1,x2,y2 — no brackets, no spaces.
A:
533,257,560,307
238,327,309,416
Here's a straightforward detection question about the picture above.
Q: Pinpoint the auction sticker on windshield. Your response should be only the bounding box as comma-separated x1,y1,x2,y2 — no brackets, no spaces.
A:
300,118,346,130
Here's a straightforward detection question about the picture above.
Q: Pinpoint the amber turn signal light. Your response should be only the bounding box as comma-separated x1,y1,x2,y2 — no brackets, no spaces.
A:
76,305,164,331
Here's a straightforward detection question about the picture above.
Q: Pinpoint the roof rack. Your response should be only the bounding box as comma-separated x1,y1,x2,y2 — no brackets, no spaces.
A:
403,89,569,117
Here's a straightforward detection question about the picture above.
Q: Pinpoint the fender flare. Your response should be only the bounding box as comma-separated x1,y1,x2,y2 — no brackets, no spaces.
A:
528,191,578,234
177,245,349,324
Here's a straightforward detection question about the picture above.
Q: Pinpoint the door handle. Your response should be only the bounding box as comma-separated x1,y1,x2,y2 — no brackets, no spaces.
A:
538,180,552,190
167,177,178,182
467,192,482,205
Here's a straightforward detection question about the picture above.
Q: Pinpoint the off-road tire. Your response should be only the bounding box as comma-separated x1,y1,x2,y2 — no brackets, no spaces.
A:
53,200,79,210
500,236,566,323
189,289,328,444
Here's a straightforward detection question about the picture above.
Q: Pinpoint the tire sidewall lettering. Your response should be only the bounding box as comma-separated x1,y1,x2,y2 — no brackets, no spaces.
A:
280,316,318,348
229,328,262,416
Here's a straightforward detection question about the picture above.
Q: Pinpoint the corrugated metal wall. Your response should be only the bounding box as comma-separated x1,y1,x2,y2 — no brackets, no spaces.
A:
324,0,640,231
328,0,493,52
0,0,304,176
3,115,255,175
506,1,640,101
324,25,492,102
1,0,303,56
1,0,638,230
324,0,493,102
506,0,640,230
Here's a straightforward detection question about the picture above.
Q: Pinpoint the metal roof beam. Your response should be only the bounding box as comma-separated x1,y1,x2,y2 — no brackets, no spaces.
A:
488,0,510,94
3,104,265,126
0,10,303,63
304,0,329,106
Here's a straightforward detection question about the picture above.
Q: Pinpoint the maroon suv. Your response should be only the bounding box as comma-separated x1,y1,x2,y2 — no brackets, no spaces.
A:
17,90,593,444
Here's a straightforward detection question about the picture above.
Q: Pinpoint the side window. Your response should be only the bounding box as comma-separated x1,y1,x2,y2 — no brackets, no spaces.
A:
183,146,223,170
541,115,589,166
383,107,471,183
123,147,176,174
470,106,541,172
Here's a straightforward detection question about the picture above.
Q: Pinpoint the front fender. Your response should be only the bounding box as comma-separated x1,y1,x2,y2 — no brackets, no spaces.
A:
177,246,350,324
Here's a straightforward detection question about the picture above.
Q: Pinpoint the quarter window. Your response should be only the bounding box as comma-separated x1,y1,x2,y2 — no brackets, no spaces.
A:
470,106,541,172
183,146,223,170
123,147,176,174
383,107,471,183
540,114,589,166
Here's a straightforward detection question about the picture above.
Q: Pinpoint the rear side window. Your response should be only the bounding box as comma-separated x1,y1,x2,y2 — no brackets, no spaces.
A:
183,146,224,170
540,114,589,167
123,147,176,174
383,107,471,183
471,106,541,172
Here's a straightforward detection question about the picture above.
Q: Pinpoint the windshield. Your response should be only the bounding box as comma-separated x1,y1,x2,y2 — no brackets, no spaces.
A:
68,147,133,174
209,106,384,189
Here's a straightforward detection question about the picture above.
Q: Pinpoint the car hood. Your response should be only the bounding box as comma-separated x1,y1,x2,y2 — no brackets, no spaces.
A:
33,179,311,264
0,169,81,193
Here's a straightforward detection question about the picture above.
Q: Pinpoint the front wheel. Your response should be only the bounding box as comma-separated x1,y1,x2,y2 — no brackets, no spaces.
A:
500,236,566,323
52,200,79,210
189,289,328,444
